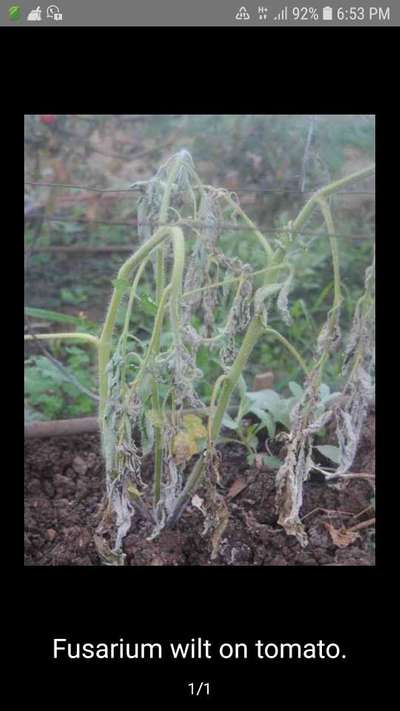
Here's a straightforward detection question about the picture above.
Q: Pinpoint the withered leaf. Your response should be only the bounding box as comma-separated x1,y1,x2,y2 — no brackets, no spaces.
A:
172,431,198,465
325,522,360,548
183,414,207,440
227,477,249,499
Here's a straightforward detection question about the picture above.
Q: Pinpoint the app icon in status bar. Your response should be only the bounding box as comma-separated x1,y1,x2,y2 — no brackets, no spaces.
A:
235,6,250,20
8,5,64,21
8,5,21,20
27,6,42,20
46,5,63,20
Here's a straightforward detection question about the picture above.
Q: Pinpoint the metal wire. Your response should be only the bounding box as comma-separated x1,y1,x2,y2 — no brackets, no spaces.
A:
37,215,374,242
25,180,375,197
25,177,375,245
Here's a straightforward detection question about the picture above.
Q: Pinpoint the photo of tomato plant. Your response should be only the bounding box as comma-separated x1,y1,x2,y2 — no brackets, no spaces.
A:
25,115,375,566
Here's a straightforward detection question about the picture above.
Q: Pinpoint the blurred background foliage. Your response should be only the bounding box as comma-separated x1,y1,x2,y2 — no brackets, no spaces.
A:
24,114,375,420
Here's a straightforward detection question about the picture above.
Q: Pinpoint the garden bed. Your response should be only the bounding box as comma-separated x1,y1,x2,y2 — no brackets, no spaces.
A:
24,409,375,566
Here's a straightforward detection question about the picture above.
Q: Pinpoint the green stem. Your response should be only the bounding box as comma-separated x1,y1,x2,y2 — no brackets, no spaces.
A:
97,225,176,421
167,455,206,528
24,332,99,347
222,191,274,265
118,258,149,394
317,197,342,310
210,316,265,441
263,327,309,375
131,285,172,387
121,259,149,341
207,374,228,445
291,165,375,236
155,155,186,306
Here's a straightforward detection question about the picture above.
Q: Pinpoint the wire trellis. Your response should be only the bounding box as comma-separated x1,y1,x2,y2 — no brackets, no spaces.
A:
25,178,375,243
25,179,375,197
25,118,375,429
36,216,374,242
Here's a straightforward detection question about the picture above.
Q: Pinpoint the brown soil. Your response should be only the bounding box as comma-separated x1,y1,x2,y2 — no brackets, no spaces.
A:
24,409,375,566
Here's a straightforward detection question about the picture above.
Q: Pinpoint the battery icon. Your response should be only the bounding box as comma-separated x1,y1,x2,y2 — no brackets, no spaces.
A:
322,6,333,20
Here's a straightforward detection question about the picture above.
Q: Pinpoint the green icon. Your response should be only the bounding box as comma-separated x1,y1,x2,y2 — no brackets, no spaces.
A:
9,5,21,20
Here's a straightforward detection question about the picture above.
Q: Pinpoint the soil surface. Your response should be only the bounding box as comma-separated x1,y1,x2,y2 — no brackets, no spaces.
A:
24,409,375,566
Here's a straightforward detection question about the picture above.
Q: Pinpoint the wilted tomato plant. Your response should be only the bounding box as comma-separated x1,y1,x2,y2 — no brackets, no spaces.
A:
26,151,375,563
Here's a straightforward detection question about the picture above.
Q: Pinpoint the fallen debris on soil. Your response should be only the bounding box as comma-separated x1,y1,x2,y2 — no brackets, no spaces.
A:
24,410,375,566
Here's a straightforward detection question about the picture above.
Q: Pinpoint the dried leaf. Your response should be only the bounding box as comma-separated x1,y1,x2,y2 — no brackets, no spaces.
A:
325,523,360,548
227,477,248,499
191,494,207,515
210,497,230,560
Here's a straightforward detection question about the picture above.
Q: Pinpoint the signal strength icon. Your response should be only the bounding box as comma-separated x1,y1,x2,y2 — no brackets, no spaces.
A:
274,7,288,21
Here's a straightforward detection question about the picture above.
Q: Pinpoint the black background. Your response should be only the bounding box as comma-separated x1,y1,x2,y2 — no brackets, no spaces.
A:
5,24,392,701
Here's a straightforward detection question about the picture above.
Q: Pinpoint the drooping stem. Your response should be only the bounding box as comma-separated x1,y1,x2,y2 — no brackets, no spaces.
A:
97,225,175,421
155,154,188,305
222,191,274,266
291,165,374,235
118,258,149,395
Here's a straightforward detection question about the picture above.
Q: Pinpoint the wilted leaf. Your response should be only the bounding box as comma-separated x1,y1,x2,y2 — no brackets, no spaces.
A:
325,523,360,548
315,445,341,464
93,534,126,566
191,494,207,514
254,284,282,312
172,431,198,465
227,477,248,499
210,497,229,560
182,414,207,440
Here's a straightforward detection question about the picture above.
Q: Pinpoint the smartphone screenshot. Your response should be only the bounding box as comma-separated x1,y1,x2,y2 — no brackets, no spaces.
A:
1,1,391,701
